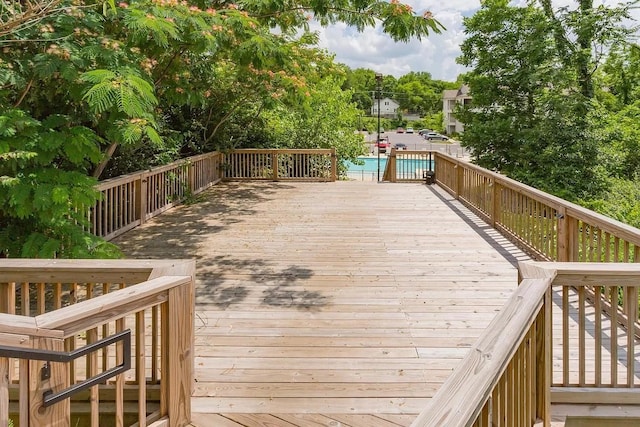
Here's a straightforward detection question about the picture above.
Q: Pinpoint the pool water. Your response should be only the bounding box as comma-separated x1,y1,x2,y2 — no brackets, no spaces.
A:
345,157,388,172
345,157,434,180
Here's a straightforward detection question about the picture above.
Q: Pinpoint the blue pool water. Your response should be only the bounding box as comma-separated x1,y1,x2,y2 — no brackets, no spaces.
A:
346,157,388,172
346,156,434,178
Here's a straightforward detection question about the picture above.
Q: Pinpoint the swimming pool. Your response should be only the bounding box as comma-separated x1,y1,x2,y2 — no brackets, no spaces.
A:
345,156,433,180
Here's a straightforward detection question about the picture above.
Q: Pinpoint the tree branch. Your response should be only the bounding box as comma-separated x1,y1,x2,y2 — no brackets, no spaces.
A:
92,141,119,179
13,78,34,107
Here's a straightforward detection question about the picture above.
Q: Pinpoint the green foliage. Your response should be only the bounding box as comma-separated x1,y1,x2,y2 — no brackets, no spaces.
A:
585,178,640,229
457,0,608,201
0,108,121,258
261,76,367,171
0,0,444,258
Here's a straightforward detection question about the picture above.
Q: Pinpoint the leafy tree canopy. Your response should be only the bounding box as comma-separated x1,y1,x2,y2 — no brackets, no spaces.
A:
0,0,444,257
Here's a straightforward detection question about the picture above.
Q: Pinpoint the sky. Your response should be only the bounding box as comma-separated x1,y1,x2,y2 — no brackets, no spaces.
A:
313,0,636,82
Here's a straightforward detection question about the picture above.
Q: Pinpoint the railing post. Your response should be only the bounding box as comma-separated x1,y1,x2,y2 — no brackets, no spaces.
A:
556,208,578,262
535,287,552,426
136,173,148,225
0,283,14,314
1,357,8,427
454,163,463,199
188,160,196,194
490,180,501,228
29,338,69,427
330,148,337,181
389,148,397,183
271,150,279,181
162,283,194,427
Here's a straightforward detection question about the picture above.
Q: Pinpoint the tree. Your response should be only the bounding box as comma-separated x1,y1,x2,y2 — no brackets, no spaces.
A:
539,0,637,103
457,0,606,200
0,0,445,257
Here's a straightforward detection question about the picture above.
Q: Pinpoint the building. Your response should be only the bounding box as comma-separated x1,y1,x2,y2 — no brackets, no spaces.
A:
443,85,471,135
371,97,399,118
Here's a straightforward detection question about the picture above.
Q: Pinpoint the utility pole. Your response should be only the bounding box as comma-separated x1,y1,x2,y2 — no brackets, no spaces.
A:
375,73,383,182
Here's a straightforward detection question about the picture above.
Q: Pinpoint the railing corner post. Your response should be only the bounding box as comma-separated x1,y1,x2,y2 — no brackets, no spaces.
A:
389,148,397,183
29,338,69,427
162,282,194,426
136,173,148,225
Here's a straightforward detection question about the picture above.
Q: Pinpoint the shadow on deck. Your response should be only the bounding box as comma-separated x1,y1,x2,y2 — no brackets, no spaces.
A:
114,181,531,426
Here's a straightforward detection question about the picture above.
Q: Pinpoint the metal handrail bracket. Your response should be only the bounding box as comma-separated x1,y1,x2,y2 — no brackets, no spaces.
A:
0,329,132,407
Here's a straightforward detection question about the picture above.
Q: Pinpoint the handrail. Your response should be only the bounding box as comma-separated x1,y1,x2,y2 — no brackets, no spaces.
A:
1,259,195,427
0,259,194,283
34,275,191,337
0,330,131,407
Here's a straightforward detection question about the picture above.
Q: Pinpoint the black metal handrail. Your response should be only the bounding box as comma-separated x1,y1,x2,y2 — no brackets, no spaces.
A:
0,329,131,407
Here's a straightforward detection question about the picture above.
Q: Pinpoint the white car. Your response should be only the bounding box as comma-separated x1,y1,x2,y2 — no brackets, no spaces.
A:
425,132,449,141
406,127,414,134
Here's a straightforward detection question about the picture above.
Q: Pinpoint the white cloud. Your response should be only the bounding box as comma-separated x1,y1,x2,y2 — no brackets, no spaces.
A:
315,0,639,81
315,1,479,81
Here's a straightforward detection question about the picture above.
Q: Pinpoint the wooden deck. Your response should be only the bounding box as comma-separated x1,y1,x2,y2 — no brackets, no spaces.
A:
113,181,532,426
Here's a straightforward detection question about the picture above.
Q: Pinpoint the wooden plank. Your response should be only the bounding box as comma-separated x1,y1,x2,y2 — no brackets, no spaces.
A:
110,181,532,421
192,382,440,398
410,278,550,427
550,387,640,405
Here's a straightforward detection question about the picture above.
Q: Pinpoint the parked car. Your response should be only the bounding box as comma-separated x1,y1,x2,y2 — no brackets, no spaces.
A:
396,127,404,133
376,140,390,153
405,127,414,134
395,143,408,150
425,132,449,141
418,129,432,135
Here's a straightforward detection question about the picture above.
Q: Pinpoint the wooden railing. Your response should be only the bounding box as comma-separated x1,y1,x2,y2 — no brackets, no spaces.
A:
222,149,336,181
92,149,335,241
93,152,224,241
383,149,434,182
432,152,640,263
521,263,640,405
412,262,640,427
0,259,195,427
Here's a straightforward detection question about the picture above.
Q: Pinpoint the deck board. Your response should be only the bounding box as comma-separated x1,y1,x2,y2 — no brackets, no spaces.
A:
114,181,530,426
